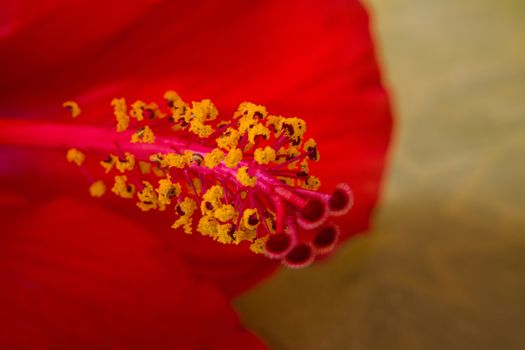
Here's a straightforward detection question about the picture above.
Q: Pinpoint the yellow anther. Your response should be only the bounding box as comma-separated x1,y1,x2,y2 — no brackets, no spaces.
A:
303,138,320,161
130,100,146,121
89,180,106,198
179,197,198,217
303,175,321,191
300,159,309,173
189,119,214,138
153,166,165,177
111,98,130,132
266,115,283,131
216,223,233,244
254,146,276,165
99,155,116,173
234,227,256,244
172,216,194,234
224,148,243,168
234,102,267,120
200,185,224,214
281,117,306,141
137,181,158,211
236,166,257,187
172,197,198,234
214,204,236,223
204,148,225,169
164,90,181,103
63,101,81,118
190,99,218,122
115,152,135,173
138,161,152,174
197,215,218,237
216,128,241,150
265,216,276,233
242,208,260,231
157,175,181,206
131,126,155,144
164,90,188,122
66,148,85,166
111,175,135,199
250,236,269,254
192,178,202,195
238,115,258,134
247,123,270,144
151,151,192,169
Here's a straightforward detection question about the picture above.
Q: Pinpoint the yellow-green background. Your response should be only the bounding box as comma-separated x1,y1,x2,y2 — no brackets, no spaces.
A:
235,0,525,348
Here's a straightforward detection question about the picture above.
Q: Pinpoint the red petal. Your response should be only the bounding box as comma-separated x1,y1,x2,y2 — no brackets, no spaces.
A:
0,0,392,279
0,197,267,349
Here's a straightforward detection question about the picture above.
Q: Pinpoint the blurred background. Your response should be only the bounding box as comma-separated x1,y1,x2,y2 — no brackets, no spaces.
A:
235,0,525,349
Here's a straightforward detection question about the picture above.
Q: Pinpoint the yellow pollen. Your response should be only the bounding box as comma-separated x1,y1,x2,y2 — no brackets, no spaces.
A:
150,151,193,169
137,181,159,211
131,126,155,144
265,216,276,233
214,204,236,223
138,161,152,174
224,148,243,168
63,101,81,118
238,115,258,134
216,223,233,244
250,236,269,254
130,100,146,121
234,227,256,244
242,208,260,231
157,175,181,206
111,97,130,132
89,180,106,198
303,138,320,161
200,185,224,214
164,90,188,122
66,148,85,166
172,197,198,234
190,99,218,122
266,115,283,132
115,152,135,173
197,215,218,237
281,117,306,141
192,178,202,195
234,102,268,120
204,148,225,169
247,123,270,144
153,166,165,177
236,166,257,187
216,128,241,150
300,159,309,173
254,146,276,165
303,175,321,190
111,175,135,199
189,119,214,138
100,155,116,173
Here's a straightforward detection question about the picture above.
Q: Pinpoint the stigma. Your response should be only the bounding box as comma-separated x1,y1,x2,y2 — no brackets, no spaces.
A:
60,91,354,268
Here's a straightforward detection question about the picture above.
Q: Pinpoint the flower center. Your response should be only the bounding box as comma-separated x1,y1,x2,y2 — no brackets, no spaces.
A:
0,90,354,268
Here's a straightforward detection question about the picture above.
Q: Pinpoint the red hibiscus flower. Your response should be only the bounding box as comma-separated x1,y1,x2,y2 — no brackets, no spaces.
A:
0,0,392,349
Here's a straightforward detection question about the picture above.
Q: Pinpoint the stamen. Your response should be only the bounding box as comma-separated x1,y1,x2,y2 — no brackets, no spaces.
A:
89,180,107,198
0,90,356,268
66,148,85,166
63,101,81,118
